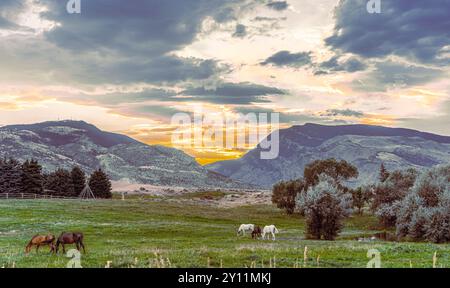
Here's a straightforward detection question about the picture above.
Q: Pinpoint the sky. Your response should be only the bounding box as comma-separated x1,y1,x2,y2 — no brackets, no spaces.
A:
0,0,449,164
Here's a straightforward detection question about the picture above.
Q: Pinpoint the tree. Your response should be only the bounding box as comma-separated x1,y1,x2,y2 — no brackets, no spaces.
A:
21,159,44,195
44,169,76,197
89,169,112,199
304,158,358,188
296,176,352,240
379,163,390,183
272,179,306,214
71,166,86,196
372,169,417,227
396,165,450,243
351,186,372,215
0,158,22,194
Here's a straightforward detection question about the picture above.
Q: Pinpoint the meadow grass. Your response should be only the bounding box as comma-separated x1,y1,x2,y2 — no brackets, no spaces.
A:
0,198,448,268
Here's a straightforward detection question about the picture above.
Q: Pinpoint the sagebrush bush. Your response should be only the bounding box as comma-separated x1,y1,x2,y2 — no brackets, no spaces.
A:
296,176,352,240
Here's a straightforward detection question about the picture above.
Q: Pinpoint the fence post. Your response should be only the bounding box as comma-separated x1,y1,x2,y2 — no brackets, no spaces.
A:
6,193,8,200
122,192,125,201
21,193,24,199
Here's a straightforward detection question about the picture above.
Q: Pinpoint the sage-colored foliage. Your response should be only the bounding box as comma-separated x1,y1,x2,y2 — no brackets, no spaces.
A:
396,165,450,243
297,176,352,240
372,169,417,227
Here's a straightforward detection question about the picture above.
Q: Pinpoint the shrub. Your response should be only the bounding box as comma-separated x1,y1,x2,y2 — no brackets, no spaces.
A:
296,176,352,240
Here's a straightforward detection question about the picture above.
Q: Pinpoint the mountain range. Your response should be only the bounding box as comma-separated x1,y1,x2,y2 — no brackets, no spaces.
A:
0,121,245,189
206,123,450,188
1,121,449,189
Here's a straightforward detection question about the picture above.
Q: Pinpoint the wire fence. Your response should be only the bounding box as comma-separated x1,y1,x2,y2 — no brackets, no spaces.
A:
0,193,82,200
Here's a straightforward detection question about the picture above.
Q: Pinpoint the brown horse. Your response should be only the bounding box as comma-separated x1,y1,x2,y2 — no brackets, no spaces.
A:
25,234,56,254
56,232,86,254
252,226,262,239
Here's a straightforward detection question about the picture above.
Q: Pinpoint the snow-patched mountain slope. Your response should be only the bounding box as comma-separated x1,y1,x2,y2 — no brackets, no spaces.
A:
0,121,248,188
206,123,450,188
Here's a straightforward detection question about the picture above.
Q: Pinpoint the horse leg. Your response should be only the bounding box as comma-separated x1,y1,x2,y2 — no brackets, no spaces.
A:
272,232,275,241
62,244,66,254
80,241,86,254
36,244,40,253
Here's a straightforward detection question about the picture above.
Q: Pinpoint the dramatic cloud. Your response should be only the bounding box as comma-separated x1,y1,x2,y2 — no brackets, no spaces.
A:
266,1,289,11
261,51,313,67
325,0,450,65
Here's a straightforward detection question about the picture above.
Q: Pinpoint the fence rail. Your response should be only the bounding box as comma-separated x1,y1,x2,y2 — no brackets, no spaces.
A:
0,193,81,200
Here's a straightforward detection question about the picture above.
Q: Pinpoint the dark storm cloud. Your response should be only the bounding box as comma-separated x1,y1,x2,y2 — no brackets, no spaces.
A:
325,0,450,65
177,82,286,104
266,1,289,11
352,60,445,92
261,51,313,67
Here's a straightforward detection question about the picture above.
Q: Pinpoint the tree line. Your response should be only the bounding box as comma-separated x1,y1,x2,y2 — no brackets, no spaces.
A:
272,159,450,243
0,158,112,199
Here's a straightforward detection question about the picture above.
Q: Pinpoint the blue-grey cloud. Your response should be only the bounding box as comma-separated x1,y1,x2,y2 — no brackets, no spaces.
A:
178,82,286,104
0,0,25,28
0,0,256,86
266,1,289,11
233,24,247,38
315,56,367,75
325,0,450,65
261,51,313,67
352,60,445,92
322,109,365,118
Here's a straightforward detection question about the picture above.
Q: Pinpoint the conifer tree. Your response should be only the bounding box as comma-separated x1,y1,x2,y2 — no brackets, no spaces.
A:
89,169,112,199
21,159,44,195
44,169,76,197
71,166,86,196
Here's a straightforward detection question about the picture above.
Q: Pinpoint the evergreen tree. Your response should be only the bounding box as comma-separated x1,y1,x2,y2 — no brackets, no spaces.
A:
71,166,86,196
21,159,44,195
89,169,112,199
44,169,76,197
0,158,22,194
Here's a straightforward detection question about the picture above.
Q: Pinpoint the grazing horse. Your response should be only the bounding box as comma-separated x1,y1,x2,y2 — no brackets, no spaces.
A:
252,226,262,239
25,234,56,254
56,232,85,254
262,225,279,241
237,224,254,236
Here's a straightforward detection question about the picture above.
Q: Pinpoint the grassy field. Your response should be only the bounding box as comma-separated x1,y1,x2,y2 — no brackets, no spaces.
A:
0,195,448,268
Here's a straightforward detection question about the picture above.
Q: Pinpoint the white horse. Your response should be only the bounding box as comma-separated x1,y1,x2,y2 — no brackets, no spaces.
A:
262,225,279,240
237,224,255,236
